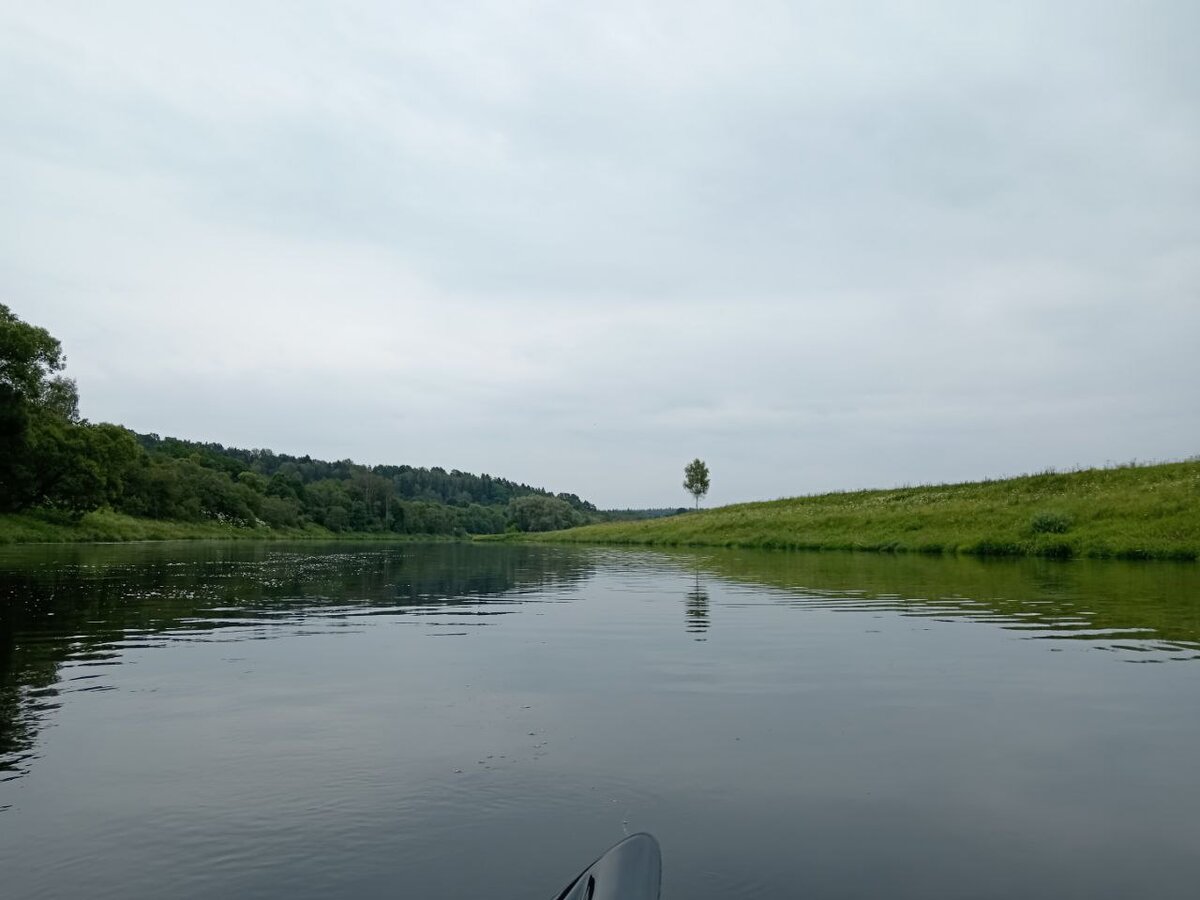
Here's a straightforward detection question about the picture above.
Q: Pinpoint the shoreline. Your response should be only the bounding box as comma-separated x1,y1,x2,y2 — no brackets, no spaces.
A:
0,509,466,546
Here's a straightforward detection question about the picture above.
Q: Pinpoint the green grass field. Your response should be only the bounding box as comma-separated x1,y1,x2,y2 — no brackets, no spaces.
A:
496,460,1200,560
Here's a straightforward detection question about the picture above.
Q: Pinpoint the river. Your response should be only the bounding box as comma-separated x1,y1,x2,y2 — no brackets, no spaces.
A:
2,541,1198,899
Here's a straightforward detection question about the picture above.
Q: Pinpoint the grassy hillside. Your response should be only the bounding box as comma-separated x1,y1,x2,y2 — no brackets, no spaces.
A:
495,460,1200,560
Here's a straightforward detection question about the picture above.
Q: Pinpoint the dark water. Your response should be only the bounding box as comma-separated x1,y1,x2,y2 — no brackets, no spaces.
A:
1,542,1199,899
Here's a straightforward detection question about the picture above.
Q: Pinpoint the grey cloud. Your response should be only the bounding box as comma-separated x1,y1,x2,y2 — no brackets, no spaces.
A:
2,1,1197,507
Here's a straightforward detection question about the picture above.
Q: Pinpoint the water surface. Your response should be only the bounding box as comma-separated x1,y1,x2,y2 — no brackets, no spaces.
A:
2,542,1198,899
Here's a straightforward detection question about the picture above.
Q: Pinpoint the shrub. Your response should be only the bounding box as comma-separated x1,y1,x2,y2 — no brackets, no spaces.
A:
1030,511,1072,534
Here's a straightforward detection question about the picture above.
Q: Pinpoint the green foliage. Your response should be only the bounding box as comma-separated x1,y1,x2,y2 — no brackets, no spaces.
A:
0,384,31,505
683,458,710,509
0,305,87,511
0,303,73,409
0,509,397,543
601,508,687,521
259,495,302,528
1030,511,1072,534
499,460,1200,562
506,495,583,532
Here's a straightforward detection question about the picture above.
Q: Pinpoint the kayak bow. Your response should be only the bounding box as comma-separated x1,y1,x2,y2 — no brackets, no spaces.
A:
552,833,662,900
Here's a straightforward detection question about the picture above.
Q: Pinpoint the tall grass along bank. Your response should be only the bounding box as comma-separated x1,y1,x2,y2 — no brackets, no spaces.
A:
495,460,1200,560
0,509,455,545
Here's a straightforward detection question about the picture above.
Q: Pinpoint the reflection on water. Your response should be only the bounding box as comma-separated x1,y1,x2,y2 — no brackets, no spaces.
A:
4,543,1199,784
680,548,1200,661
1,542,1199,900
685,571,710,639
0,542,592,781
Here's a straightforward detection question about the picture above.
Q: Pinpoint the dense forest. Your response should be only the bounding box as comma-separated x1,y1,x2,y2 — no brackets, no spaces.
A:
0,304,597,536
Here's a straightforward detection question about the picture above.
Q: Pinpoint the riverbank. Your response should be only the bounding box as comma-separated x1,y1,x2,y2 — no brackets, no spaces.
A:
492,460,1200,560
0,509,456,544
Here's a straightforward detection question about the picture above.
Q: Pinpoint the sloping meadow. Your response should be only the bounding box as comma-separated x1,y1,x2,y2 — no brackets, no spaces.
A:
514,460,1200,560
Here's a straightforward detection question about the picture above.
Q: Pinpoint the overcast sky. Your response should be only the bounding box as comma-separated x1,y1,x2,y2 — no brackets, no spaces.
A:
3,1,1197,508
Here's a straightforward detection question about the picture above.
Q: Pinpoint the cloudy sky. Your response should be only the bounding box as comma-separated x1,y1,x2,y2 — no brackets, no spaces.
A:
3,1,1197,508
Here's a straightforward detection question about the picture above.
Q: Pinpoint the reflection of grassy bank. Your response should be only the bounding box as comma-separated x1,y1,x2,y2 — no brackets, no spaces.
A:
671,547,1200,652
498,460,1200,560
0,509,452,544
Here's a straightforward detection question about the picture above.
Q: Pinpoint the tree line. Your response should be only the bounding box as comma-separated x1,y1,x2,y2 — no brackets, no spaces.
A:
0,304,596,535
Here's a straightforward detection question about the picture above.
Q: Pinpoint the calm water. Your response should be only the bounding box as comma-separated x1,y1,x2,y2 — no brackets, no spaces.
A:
1,542,1199,899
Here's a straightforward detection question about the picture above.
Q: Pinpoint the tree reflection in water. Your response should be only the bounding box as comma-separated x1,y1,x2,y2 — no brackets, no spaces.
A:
685,569,710,639
0,541,595,783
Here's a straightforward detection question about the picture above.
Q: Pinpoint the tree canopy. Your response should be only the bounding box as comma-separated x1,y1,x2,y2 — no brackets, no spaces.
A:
683,458,710,509
1,305,84,510
0,303,73,407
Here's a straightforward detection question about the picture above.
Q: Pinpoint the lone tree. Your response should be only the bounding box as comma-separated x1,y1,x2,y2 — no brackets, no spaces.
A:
683,458,710,509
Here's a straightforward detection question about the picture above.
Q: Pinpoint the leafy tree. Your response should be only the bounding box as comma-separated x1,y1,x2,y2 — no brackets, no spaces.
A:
0,305,84,509
0,304,75,411
237,471,269,494
0,385,34,510
683,458,710,509
26,417,103,513
259,495,302,528
34,422,144,515
507,495,582,532
457,503,506,535
122,458,195,520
